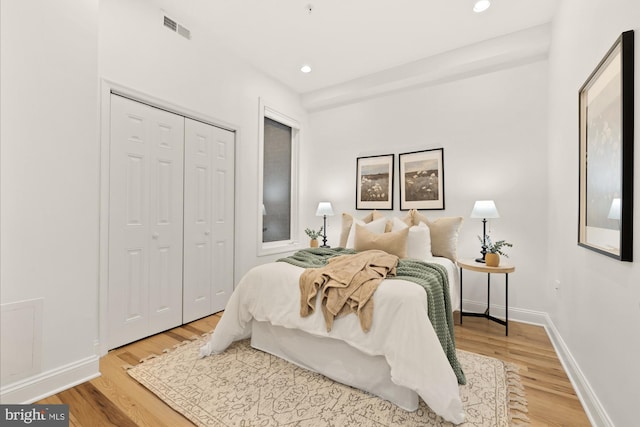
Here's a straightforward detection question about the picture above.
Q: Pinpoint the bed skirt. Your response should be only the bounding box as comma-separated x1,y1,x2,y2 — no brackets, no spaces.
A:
250,320,419,411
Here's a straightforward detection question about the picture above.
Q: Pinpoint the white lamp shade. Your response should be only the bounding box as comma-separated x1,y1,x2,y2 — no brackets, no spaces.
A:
316,202,334,216
470,200,500,219
608,198,621,220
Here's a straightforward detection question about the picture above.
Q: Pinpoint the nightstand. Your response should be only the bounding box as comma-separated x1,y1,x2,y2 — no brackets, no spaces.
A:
457,258,515,336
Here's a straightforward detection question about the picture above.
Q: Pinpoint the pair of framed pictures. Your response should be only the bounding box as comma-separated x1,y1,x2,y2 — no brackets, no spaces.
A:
356,148,444,211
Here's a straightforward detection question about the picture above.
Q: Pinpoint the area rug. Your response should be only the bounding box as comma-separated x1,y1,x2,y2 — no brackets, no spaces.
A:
127,337,529,426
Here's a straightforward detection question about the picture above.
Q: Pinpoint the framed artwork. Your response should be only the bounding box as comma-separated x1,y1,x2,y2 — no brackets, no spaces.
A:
356,154,394,210
578,30,634,261
399,148,445,210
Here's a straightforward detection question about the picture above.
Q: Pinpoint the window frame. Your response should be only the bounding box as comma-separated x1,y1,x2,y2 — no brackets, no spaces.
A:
257,98,301,256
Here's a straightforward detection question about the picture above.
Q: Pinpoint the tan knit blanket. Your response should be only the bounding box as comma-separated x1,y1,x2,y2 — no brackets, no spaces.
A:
299,250,398,332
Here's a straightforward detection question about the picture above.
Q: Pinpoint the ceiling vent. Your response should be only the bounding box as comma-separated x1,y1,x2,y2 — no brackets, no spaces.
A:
163,14,191,40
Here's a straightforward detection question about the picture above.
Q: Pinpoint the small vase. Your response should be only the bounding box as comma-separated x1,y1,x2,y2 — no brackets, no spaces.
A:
310,239,319,248
485,253,500,267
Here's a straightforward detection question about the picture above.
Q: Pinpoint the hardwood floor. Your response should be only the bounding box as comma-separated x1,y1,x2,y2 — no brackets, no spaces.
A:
37,312,591,426
453,315,591,426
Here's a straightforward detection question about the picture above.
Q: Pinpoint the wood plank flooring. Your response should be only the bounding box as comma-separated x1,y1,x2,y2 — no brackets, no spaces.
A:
453,315,591,426
37,312,591,426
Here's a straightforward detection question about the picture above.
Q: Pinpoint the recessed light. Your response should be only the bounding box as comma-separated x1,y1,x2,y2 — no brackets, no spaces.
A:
300,65,312,73
473,0,491,13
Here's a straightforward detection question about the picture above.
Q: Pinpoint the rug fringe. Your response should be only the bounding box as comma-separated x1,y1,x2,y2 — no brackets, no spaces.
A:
122,335,211,371
140,353,161,363
505,362,531,426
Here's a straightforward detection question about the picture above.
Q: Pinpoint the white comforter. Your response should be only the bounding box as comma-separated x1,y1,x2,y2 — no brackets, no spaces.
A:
200,258,465,424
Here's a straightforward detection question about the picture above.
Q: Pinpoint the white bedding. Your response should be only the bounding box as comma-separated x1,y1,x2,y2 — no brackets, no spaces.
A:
200,256,465,424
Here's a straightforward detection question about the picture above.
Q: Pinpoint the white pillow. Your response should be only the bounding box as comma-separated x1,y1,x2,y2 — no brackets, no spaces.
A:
411,211,462,262
346,217,387,248
406,221,432,260
390,216,409,232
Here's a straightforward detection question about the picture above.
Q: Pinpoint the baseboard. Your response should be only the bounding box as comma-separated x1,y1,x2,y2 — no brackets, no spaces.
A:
461,298,611,426
460,299,549,325
0,355,100,404
543,315,612,427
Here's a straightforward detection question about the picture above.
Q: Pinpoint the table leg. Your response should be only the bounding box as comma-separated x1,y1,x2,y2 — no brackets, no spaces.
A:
486,273,491,316
459,267,463,325
505,273,509,336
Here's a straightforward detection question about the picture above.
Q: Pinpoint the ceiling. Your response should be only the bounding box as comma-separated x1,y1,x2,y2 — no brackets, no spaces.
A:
163,0,559,94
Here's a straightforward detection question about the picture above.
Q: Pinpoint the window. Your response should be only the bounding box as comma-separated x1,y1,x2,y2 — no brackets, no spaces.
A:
258,99,300,255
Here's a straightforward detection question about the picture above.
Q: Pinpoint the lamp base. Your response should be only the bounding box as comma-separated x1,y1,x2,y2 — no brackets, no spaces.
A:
320,215,330,248
475,257,486,263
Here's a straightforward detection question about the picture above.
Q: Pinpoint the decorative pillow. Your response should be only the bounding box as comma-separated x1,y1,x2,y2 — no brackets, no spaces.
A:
406,221,432,260
354,224,409,258
411,210,463,262
339,210,386,247
345,217,387,249
385,213,413,233
389,216,410,232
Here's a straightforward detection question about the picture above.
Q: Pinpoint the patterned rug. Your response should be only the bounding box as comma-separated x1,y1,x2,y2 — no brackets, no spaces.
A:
127,337,529,426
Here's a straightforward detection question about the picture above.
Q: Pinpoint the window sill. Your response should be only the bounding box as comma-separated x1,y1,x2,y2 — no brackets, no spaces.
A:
258,241,303,257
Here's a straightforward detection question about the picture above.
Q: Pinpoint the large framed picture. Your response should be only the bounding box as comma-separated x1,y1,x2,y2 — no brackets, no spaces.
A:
578,30,634,261
356,154,394,210
399,148,445,210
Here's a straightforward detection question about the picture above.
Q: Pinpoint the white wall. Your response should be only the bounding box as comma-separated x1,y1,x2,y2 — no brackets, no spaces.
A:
99,0,308,278
1,0,101,400
305,58,551,315
547,1,640,425
1,0,307,402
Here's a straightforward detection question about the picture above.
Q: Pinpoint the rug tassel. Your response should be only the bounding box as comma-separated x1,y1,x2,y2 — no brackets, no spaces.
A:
509,395,528,406
504,362,531,426
511,413,530,420
511,387,526,397
168,339,195,352
139,354,160,363
509,403,529,413
507,379,523,388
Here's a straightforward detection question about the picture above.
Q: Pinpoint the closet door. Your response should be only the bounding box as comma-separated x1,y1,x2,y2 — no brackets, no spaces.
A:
108,95,184,349
183,119,235,322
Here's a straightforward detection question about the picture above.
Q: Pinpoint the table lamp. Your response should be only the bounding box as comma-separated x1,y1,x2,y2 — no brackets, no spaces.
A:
470,200,500,263
315,202,334,248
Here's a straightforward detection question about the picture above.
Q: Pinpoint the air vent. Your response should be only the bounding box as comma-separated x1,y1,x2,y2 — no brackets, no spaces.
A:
163,14,190,40
177,24,191,40
163,15,177,32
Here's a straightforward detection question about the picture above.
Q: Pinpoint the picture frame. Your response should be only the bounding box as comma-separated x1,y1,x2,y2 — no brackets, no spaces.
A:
578,30,634,261
356,154,394,210
399,148,445,210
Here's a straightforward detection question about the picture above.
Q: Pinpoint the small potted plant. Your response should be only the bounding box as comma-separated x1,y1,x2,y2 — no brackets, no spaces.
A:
305,227,323,248
479,234,513,267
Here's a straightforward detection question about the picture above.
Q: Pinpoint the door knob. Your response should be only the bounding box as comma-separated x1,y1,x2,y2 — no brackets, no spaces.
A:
204,230,211,236
152,232,160,239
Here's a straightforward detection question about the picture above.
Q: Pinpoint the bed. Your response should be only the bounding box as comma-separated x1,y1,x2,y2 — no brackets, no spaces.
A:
199,210,466,424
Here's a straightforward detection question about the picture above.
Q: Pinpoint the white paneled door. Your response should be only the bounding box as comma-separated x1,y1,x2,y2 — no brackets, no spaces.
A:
107,95,235,349
183,119,235,323
108,95,185,349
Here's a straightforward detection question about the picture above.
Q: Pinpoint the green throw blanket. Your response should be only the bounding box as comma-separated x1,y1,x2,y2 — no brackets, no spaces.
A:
278,247,466,384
